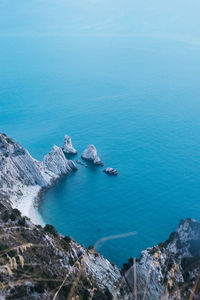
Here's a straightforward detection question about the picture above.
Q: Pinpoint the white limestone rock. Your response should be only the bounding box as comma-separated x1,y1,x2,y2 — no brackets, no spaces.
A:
81,144,103,166
0,133,77,223
62,135,77,155
0,133,52,197
43,145,77,175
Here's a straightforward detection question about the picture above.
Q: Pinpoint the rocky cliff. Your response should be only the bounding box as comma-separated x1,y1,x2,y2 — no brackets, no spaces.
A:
0,133,77,223
123,218,200,300
0,133,200,300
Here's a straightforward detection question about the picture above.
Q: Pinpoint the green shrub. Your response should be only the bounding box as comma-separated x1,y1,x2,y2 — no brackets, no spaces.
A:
7,250,16,257
79,289,90,300
44,224,58,236
34,281,45,293
18,217,26,226
60,239,70,251
63,236,71,243
80,274,91,288
0,243,8,252
92,288,113,300
88,245,95,251
68,256,74,266
10,208,21,221
2,210,9,222
61,285,71,297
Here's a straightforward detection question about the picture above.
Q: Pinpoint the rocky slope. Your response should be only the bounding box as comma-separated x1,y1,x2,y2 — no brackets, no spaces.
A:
0,133,200,299
1,207,200,300
123,218,200,300
0,200,131,300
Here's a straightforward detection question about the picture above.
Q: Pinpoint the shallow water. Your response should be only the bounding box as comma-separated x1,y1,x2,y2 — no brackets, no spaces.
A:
1,35,200,265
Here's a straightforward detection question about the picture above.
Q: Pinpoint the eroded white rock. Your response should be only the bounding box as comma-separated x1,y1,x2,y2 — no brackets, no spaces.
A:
81,145,103,166
62,135,77,155
43,145,77,175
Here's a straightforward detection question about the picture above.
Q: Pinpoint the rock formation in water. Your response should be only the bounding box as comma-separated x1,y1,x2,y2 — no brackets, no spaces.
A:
76,159,88,168
62,135,77,155
104,168,118,175
0,132,200,300
81,145,103,166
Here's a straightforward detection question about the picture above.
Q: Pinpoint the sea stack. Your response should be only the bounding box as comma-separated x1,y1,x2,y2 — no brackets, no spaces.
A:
104,168,118,175
81,144,103,166
62,135,77,155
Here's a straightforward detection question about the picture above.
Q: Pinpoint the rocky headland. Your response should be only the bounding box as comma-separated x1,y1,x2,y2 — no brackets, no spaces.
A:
0,133,77,224
0,133,200,299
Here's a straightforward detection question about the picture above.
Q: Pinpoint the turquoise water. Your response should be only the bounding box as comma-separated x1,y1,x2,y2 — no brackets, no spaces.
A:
1,35,200,265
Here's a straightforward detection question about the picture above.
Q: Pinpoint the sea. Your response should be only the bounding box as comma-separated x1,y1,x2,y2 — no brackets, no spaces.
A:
1,34,200,266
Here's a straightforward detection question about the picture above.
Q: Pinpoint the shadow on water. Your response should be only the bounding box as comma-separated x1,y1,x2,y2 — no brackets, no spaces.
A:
65,152,105,173
64,153,78,160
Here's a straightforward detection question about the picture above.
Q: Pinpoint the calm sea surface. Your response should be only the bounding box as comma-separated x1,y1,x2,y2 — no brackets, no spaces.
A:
1,35,200,265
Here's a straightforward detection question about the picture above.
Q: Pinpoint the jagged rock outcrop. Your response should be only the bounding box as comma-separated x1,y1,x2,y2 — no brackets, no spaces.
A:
104,168,118,175
0,133,77,221
0,133,52,201
123,218,200,300
43,145,77,175
62,135,77,155
81,145,103,166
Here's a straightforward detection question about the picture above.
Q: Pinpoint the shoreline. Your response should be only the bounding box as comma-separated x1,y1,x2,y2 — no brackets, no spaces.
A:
12,185,45,226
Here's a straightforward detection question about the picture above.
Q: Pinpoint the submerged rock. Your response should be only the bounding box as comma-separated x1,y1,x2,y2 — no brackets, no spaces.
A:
104,168,118,175
62,134,77,155
43,145,77,175
81,145,103,166
76,159,88,167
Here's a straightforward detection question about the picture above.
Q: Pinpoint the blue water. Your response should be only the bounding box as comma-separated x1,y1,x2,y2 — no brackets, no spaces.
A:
1,35,200,266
